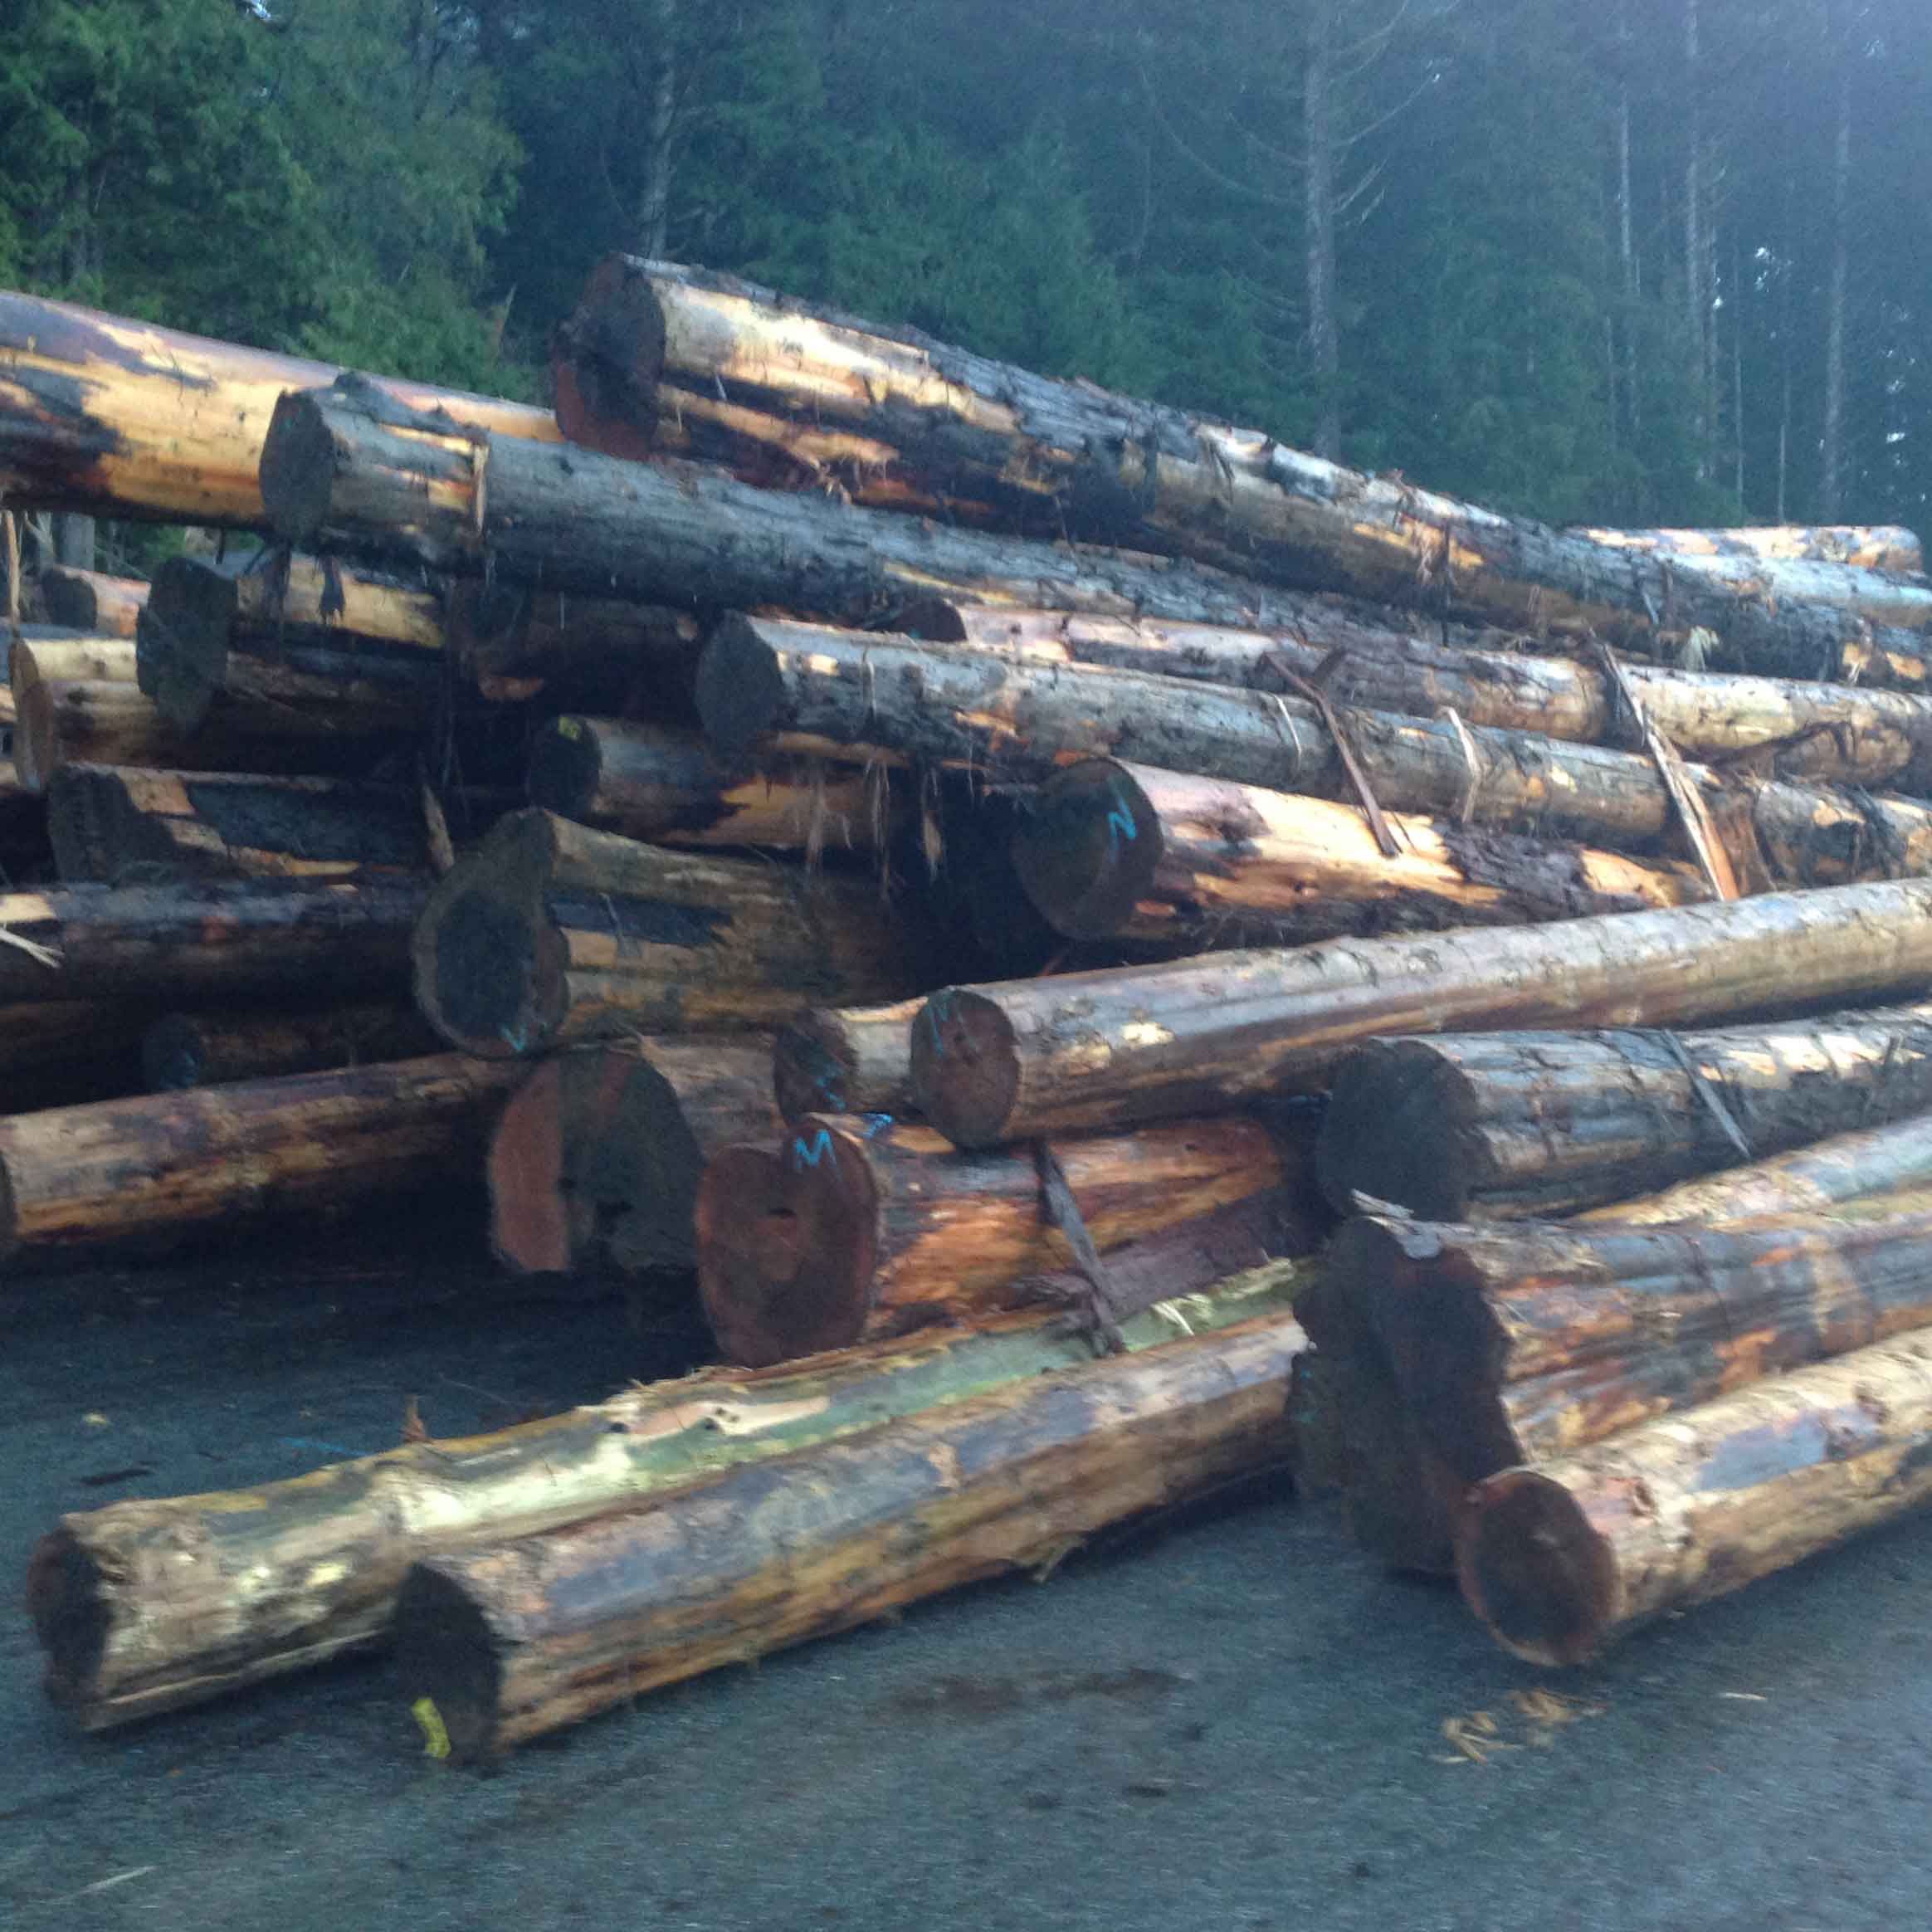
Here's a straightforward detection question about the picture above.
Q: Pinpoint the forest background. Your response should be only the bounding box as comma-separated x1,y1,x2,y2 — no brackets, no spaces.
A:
3,0,1925,544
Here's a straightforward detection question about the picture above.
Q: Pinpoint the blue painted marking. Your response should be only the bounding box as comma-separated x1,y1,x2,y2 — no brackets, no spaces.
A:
793,1127,835,1168
1104,791,1138,852
859,1112,895,1138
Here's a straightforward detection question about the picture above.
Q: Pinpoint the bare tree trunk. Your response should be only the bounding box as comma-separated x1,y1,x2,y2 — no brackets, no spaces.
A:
1685,0,1708,478
1820,60,1852,519
636,0,677,259
51,515,95,571
1305,0,1341,461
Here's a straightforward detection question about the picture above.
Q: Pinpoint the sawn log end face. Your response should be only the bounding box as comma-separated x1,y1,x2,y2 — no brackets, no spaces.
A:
550,255,670,460
25,1529,112,1715
1317,1040,1485,1220
257,392,339,548
393,1563,506,1764
1011,759,1164,940
1455,1469,1617,1668
909,989,1021,1149
694,617,787,754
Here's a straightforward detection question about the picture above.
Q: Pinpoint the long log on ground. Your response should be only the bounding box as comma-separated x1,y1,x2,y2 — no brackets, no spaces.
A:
0,290,557,526
546,260,1932,671
1012,758,1708,951
528,717,897,854
696,1112,1295,1365
772,998,923,1120
47,767,451,884
413,809,929,1057
1344,1200,1932,1484
444,581,703,713
1569,524,1925,575
142,1003,439,1091
1315,1004,1932,1221
137,552,445,741
27,1258,1301,1730
0,1053,518,1263
1577,1110,1932,1227
1456,1329,1932,1666
393,1305,1303,1759
37,568,147,637
261,376,1492,637
487,1036,780,1277
909,877,1932,1148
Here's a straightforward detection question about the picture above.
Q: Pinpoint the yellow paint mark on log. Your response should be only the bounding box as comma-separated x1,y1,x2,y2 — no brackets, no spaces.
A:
412,1696,451,1760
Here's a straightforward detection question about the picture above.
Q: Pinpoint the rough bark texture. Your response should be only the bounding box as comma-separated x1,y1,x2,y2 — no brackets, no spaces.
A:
1569,524,1924,574
27,1261,1300,1729
391,1308,1304,1758
443,580,702,713
911,877,1932,1147
141,1003,439,1091
772,998,923,1120
1457,1328,1932,1666
37,568,147,637
0,1052,517,1262
1013,757,1707,951
1343,1202,1932,1485
0,290,555,526
486,1035,780,1277
1315,1004,1932,1221
696,1111,1296,1365
528,716,897,854
47,767,447,884
413,809,930,1057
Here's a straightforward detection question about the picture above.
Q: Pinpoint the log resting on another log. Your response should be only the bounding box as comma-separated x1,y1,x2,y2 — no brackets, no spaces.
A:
443,581,703,712
141,1003,439,1091
909,877,1932,1147
772,998,923,1120
37,568,148,638
1564,524,1925,574
11,636,138,695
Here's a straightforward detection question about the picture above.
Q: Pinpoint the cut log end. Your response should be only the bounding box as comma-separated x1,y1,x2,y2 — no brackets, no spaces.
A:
910,990,1021,1149
694,617,787,753
393,1564,505,1764
257,393,339,547
1455,1469,1616,1668
140,1014,209,1092
1315,1041,1484,1219
550,256,670,461
417,881,563,1059
1011,760,1164,939
25,1530,111,1715
524,720,603,820
695,1136,877,1366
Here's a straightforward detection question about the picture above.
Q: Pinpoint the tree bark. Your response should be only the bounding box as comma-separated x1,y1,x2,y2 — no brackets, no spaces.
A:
1345,1198,1932,1486
0,290,556,527
772,998,923,1120
1315,1003,1932,1221
28,1261,1300,1729
486,1035,780,1278
909,876,1932,1147
391,1309,1303,1758
539,261,1930,673
47,767,455,885
0,1053,518,1263
1457,1329,1932,1666
1571,524,1923,574
412,809,929,1058
696,1112,1296,1365
141,1003,439,1092
528,716,898,854
36,568,148,638
1013,757,1709,951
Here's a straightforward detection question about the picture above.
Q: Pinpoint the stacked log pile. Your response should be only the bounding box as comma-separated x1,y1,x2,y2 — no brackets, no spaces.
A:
9,265,1932,1760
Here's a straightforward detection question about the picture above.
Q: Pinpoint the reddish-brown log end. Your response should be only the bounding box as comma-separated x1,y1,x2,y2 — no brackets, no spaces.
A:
26,1529,112,1715
907,988,1021,1150
1011,759,1163,941
486,1059,578,1274
550,255,670,461
1455,1467,1617,1667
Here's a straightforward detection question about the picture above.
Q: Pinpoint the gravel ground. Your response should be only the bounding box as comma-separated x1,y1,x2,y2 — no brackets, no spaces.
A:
4,1222,1930,1932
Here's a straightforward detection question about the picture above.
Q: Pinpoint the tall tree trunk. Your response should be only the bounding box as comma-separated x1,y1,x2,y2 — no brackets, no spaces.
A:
636,0,677,259
1821,60,1852,519
1305,0,1341,461
1685,0,1708,477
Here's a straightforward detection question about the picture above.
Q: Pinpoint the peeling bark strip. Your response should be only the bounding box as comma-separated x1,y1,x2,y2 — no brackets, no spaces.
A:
528,717,898,854
486,1035,779,1277
772,998,923,1120
393,1307,1304,1759
0,290,556,527
1012,757,1706,953
412,809,929,1059
0,1053,520,1263
1343,1198,1932,1488
910,877,1932,1148
141,1003,438,1092
1567,524,1925,574
696,1112,1296,1366
37,568,147,638
547,260,1932,668
1458,1329,1932,1666
1315,1005,1932,1222
27,1262,1303,1731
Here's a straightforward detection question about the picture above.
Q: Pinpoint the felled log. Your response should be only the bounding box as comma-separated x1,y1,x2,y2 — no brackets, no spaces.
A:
27,1259,1300,1729
393,1305,1303,1758
487,1036,780,1277
910,877,1932,1147
545,260,1931,674
443,581,703,712
1456,1329,1932,1666
0,1053,518,1263
46,767,450,884
772,998,922,1119
0,289,556,526
37,568,147,638
1315,1004,1932,1221
528,717,896,854
696,1112,1293,1364
1569,524,1924,574
261,376,1470,636
1012,758,1707,951
1578,1110,1932,1227
11,636,139,695
413,809,928,1058
137,552,443,741
1344,1201,1932,1483
141,1003,438,1091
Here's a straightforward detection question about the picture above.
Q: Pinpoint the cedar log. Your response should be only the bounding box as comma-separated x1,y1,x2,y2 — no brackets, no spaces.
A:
909,877,1932,1147
1566,524,1925,573
12,636,138,695
141,1003,439,1091
772,998,923,1119
37,568,147,637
